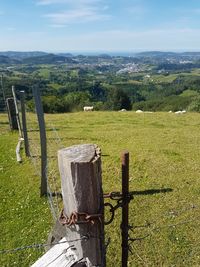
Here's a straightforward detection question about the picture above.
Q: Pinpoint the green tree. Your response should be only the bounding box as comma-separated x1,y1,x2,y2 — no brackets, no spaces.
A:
107,88,131,110
64,91,92,111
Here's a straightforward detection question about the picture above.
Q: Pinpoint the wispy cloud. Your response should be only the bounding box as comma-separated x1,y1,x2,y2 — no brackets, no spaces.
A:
40,0,111,25
44,7,110,24
49,24,67,28
37,0,101,6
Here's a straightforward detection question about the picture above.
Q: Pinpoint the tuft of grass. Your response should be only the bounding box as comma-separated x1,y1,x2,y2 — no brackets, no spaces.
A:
0,114,52,267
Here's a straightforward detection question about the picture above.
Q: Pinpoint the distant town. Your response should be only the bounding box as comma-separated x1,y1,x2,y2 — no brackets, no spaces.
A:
1,51,200,113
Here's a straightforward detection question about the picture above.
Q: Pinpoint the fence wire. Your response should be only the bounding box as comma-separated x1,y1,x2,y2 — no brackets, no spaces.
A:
26,108,62,222
3,89,200,266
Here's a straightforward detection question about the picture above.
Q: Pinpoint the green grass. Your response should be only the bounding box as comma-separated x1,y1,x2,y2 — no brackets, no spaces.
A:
151,74,178,83
0,116,52,267
37,68,51,79
1,111,200,266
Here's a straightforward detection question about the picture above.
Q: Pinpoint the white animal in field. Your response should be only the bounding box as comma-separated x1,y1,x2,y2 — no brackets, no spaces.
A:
136,110,143,113
119,109,127,112
168,110,172,113
83,106,94,111
175,110,186,114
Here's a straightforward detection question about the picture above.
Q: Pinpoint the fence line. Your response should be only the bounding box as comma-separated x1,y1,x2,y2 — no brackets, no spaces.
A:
3,84,200,266
0,236,92,255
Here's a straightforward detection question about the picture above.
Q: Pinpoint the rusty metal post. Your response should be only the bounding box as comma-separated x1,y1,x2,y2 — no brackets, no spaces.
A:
121,151,129,267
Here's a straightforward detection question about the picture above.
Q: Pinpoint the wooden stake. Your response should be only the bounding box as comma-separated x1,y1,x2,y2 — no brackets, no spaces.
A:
20,91,30,157
57,144,105,266
16,139,23,163
12,85,23,138
6,98,18,130
32,86,47,196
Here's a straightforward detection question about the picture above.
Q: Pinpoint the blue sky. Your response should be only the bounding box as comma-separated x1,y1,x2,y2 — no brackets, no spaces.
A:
1,0,200,52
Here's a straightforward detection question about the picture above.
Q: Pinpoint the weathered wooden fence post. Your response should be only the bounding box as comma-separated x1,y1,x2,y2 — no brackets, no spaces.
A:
0,74,8,113
58,144,105,266
12,85,23,137
32,86,47,196
20,91,30,157
121,151,129,267
6,98,18,130
1,74,6,104
32,144,105,267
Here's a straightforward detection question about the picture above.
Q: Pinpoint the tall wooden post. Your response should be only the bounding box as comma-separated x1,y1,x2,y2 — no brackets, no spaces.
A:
6,98,18,130
20,91,30,157
58,144,105,266
32,86,47,196
121,151,129,267
12,85,23,138
1,74,6,106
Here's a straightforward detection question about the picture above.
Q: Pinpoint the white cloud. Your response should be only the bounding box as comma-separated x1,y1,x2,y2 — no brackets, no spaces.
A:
44,7,110,24
37,0,101,6
37,0,110,26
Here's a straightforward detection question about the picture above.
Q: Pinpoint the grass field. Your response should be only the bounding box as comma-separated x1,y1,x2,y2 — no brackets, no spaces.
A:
1,111,200,266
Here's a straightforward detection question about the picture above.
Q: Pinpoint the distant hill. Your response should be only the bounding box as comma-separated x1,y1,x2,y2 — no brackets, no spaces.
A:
57,53,74,57
0,55,19,64
136,51,200,59
23,54,75,64
136,51,178,57
0,51,48,60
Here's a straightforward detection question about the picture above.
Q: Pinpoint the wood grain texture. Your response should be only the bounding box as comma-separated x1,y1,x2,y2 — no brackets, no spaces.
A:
57,144,105,266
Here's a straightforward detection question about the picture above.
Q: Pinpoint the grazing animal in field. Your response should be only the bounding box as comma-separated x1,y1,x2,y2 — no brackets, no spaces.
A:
83,106,94,111
175,110,186,115
119,109,127,112
136,110,143,113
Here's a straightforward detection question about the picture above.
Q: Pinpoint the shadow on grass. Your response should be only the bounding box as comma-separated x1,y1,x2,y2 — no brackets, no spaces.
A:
28,128,59,132
0,121,9,125
130,188,173,196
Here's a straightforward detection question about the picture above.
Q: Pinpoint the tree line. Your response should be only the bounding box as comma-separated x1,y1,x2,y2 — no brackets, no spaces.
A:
2,72,200,113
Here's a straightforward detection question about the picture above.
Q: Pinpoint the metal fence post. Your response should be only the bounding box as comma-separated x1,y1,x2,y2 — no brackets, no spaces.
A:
121,151,129,267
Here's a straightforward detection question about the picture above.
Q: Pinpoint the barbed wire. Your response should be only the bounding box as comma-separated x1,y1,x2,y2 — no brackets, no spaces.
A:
0,234,92,255
15,103,200,265
25,109,61,221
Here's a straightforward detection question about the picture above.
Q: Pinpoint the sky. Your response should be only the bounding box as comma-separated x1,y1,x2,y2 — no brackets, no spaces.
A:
1,0,200,52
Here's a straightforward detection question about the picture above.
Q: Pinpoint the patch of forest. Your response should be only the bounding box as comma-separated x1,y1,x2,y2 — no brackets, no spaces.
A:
1,52,200,113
